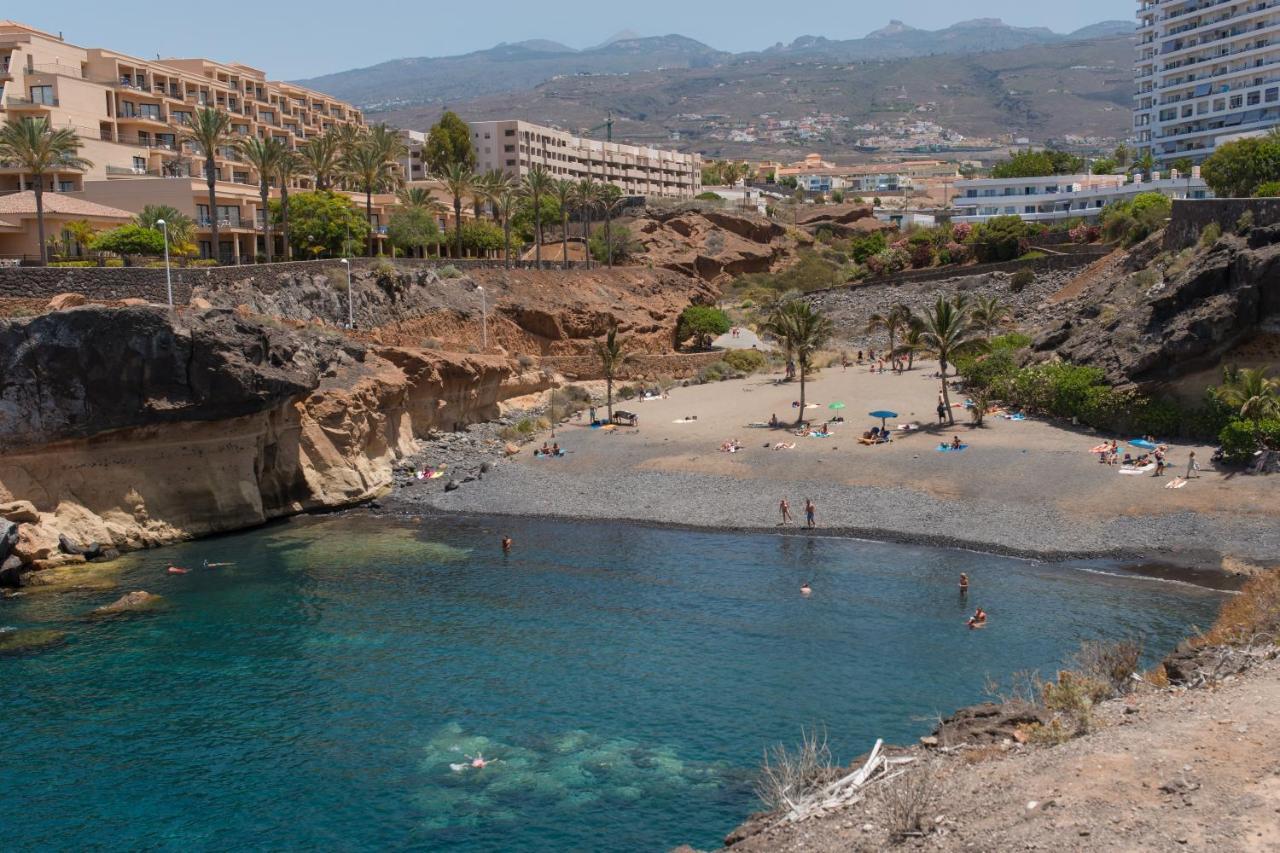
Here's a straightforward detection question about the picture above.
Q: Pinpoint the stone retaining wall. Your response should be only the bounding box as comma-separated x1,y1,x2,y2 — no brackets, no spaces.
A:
807,248,1110,295
1164,198,1280,249
0,258,586,304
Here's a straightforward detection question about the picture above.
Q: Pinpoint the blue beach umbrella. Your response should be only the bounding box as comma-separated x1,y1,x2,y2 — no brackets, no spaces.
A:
1129,438,1158,450
869,410,899,430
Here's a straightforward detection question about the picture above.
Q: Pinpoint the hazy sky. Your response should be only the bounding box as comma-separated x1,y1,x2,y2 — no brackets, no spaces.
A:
24,1,1129,79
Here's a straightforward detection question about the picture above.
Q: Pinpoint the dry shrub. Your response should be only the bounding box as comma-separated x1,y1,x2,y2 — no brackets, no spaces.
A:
1198,569,1280,647
1144,664,1170,688
878,759,940,842
1025,718,1074,747
1041,670,1102,735
753,726,838,812
1072,638,1143,695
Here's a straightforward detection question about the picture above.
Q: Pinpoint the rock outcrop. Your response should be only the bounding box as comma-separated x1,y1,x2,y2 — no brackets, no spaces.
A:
87,590,164,618
1032,225,1280,388
0,306,550,577
626,207,811,283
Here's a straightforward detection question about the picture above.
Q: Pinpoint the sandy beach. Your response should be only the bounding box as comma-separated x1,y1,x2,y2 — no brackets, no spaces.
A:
405,360,1280,572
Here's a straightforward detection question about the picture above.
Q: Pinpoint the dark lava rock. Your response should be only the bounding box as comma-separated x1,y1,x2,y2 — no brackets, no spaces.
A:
58,534,84,556
0,306,354,451
932,700,1049,746
91,548,120,563
444,480,461,492
0,519,16,564
0,553,24,588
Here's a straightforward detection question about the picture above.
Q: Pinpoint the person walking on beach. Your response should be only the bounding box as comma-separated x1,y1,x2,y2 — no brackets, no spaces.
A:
937,401,948,424
1186,450,1201,479
804,498,816,529
779,498,793,526
1153,446,1166,477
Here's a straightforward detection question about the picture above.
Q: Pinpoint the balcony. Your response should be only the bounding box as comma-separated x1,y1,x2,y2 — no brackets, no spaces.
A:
198,217,243,229
105,165,162,177
5,96,57,108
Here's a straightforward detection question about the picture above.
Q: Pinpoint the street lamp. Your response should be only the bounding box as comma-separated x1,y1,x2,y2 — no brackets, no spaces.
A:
340,258,354,328
477,284,487,350
156,218,172,307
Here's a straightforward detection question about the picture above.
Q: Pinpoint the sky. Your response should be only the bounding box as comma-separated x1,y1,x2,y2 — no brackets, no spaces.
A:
22,1,1129,80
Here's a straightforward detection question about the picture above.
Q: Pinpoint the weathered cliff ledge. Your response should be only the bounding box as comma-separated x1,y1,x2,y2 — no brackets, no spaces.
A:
0,306,547,583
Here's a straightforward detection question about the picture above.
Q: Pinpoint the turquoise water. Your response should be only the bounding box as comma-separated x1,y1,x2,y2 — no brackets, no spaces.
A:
1,514,1223,852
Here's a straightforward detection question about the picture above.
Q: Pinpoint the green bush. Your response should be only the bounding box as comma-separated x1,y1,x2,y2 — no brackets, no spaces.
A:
1019,250,1047,261
437,264,462,279
1010,268,1035,293
49,260,97,268
1199,222,1222,248
698,360,734,383
991,332,1032,351
1253,181,1280,198
1219,419,1280,463
723,348,767,374
1236,209,1255,234
1101,192,1172,246
617,384,638,400
969,216,1029,262
676,305,731,349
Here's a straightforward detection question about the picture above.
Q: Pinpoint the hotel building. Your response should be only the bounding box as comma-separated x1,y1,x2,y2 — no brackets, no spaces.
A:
1135,0,1280,167
952,170,1211,224
465,119,701,199
0,20,393,262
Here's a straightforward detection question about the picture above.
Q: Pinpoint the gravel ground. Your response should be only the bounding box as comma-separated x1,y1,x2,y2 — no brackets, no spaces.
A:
395,463,1278,572
385,363,1280,574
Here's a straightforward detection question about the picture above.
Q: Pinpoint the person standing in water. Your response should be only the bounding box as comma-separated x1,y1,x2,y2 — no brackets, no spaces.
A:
959,573,969,595
800,582,812,596
501,536,513,553
779,498,793,526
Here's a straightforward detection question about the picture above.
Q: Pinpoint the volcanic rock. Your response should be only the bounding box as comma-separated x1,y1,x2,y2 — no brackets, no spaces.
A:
87,590,165,618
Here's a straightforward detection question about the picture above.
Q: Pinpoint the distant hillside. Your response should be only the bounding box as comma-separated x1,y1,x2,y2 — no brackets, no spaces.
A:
371,35,1135,157
296,18,1135,114
297,35,729,112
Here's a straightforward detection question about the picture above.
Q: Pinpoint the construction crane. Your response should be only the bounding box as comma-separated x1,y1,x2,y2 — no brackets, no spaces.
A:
580,112,614,142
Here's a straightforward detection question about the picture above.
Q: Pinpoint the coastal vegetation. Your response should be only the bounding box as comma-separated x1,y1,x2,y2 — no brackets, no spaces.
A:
676,305,731,350
762,300,834,422
0,116,93,265
595,324,629,421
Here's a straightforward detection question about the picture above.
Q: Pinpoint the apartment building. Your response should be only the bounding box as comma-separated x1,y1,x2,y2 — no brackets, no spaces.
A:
464,119,701,199
952,170,1211,223
0,20,378,261
1135,0,1280,167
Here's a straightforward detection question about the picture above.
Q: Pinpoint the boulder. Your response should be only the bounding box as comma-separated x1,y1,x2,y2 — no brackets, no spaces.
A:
14,523,60,563
190,296,214,310
47,292,87,311
444,479,461,492
87,590,164,618
119,298,149,306
0,628,67,656
0,500,40,524
58,533,85,556
0,519,16,563
932,700,1049,746
0,554,23,588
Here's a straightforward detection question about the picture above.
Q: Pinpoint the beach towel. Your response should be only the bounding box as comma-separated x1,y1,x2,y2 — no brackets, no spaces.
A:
1165,477,1188,489
937,444,968,452
1119,463,1156,475
673,419,698,424
1090,444,1112,454
1004,413,1027,421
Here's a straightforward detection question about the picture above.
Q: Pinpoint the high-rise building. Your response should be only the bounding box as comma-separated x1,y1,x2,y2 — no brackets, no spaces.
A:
1135,1,1280,166
466,120,702,199
0,21,388,262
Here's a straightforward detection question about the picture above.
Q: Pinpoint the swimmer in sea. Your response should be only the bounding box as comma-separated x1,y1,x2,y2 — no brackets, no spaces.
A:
202,559,234,568
167,565,188,575
966,607,987,629
502,536,513,553
800,582,812,596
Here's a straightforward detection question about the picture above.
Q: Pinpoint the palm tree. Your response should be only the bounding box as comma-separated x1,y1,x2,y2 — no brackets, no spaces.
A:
494,188,520,267
181,107,234,263
596,323,630,422
893,323,926,371
238,135,287,263
436,163,476,259
916,297,990,425
136,204,195,258
551,178,577,269
276,151,301,260
865,303,913,365
599,183,625,268
1214,366,1280,422
477,170,519,266
763,301,835,424
299,131,342,191
342,139,399,256
970,295,1012,340
0,117,93,265
520,165,554,269
395,186,447,258
575,177,600,270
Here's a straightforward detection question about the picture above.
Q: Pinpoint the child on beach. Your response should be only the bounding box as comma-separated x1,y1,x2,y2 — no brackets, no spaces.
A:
804,499,816,529
779,498,793,525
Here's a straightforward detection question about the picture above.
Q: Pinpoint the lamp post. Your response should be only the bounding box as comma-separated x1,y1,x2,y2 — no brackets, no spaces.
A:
340,258,354,328
156,218,172,307
477,285,487,350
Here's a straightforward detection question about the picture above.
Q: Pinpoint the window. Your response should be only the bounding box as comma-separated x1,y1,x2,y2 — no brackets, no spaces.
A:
1230,95,1243,109
132,156,146,172
29,85,54,104
1268,88,1280,103
1248,92,1261,106
58,180,75,192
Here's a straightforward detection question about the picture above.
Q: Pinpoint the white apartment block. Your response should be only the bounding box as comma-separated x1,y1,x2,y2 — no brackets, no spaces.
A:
952,172,1211,223
468,120,701,199
1135,0,1280,167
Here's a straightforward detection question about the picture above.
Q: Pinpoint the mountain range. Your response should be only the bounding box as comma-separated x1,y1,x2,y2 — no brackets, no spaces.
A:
297,19,1134,113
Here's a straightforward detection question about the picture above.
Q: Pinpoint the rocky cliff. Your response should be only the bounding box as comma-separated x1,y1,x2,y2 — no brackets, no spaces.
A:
0,306,545,581
1033,225,1280,389
626,207,812,283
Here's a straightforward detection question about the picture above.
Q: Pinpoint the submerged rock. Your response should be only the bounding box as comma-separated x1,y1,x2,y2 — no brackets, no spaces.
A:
87,590,165,619
0,628,67,656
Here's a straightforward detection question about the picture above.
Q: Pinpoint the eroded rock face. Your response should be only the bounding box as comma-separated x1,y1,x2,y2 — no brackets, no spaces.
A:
0,306,335,450
1033,226,1280,388
932,700,1050,746
627,207,811,284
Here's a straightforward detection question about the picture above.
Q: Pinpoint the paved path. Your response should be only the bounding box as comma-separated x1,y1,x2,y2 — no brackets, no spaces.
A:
713,328,772,350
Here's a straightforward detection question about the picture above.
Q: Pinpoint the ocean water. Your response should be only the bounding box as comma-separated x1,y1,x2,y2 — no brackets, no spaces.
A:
1,514,1224,852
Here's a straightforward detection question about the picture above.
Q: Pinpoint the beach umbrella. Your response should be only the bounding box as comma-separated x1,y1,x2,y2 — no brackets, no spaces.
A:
869,410,899,431
1129,438,1158,450
828,402,846,411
